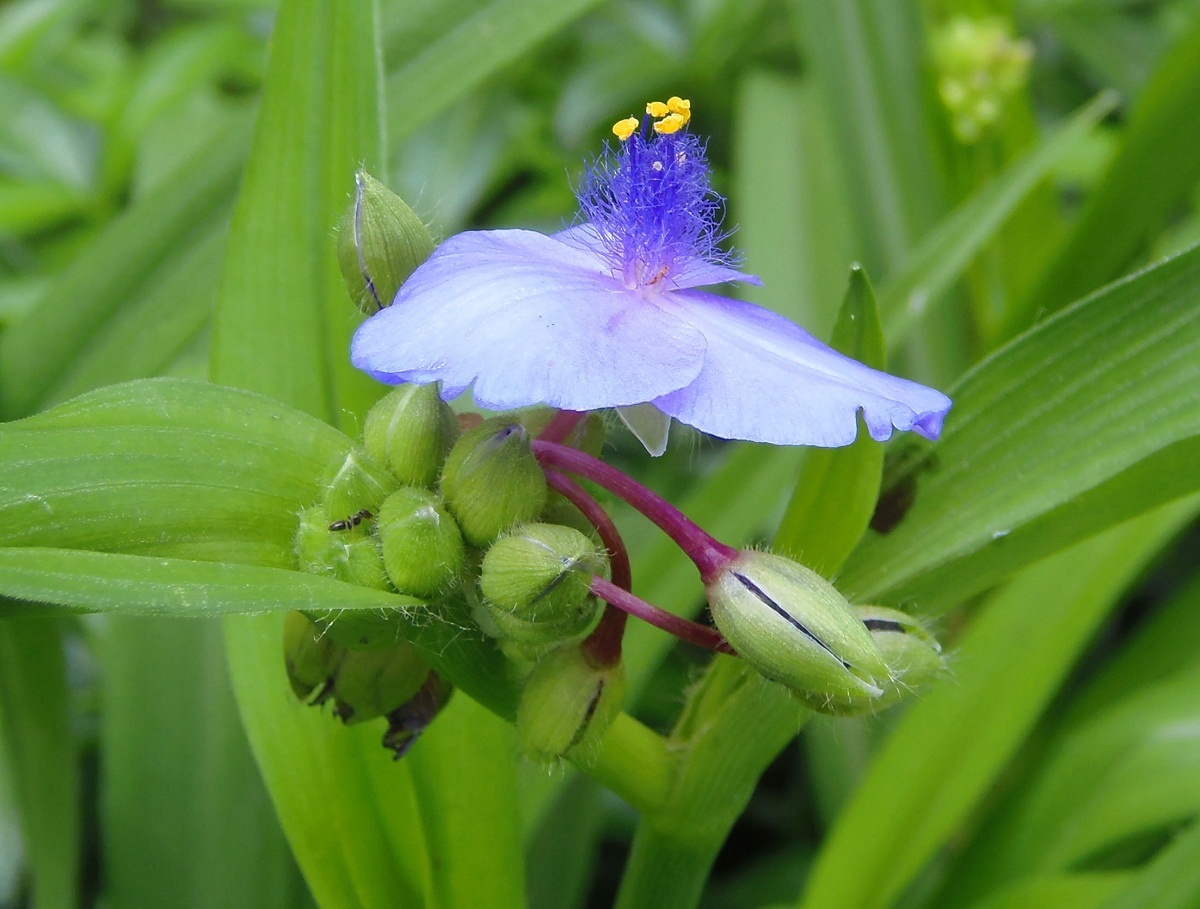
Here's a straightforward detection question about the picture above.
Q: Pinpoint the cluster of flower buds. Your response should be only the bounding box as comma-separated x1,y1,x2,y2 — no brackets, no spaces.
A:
285,377,624,760
287,165,951,764
931,16,1034,144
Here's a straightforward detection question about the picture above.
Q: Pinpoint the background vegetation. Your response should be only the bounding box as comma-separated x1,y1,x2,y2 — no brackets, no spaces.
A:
2,0,1200,907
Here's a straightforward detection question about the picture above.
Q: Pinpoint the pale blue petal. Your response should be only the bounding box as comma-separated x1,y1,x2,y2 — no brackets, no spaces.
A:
650,290,952,446
554,224,761,290
351,229,706,412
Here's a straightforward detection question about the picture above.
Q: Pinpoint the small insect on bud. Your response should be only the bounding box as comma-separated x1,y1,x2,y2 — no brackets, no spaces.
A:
338,169,436,314
440,417,547,547
363,384,460,489
323,445,399,525
296,504,389,590
329,642,431,726
705,551,890,701
282,611,342,702
797,606,947,716
376,487,466,598
479,523,608,649
517,646,626,763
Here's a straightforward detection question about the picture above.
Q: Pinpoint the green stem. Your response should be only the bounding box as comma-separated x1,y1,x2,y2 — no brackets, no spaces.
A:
582,713,675,815
615,657,808,908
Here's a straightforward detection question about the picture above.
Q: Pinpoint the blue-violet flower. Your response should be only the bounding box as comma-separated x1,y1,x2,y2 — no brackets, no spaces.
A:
351,97,951,455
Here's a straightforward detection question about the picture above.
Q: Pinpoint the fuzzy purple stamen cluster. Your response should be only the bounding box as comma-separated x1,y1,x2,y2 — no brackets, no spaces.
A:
575,128,735,289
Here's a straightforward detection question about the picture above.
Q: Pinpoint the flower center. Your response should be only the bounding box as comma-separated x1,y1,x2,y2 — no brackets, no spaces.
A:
574,97,731,289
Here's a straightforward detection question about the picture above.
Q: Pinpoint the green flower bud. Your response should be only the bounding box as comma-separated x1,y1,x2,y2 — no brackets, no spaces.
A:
440,417,547,547
382,671,453,759
364,384,459,488
517,646,625,763
797,606,947,715
705,551,889,700
324,445,399,524
931,16,1032,143
296,504,388,590
330,642,430,725
282,610,341,701
338,170,436,314
481,523,607,620
377,487,466,598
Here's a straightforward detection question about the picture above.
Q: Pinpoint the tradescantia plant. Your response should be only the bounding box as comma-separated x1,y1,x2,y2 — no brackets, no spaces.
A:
2,2,1200,909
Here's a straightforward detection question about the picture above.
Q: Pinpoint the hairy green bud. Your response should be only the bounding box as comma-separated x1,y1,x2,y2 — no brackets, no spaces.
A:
324,445,399,524
517,646,625,762
296,504,388,590
706,551,889,700
364,384,459,488
282,611,341,701
797,606,947,715
377,487,466,598
338,170,436,314
440,418,547,547
329,642,430,725
481,523,607,619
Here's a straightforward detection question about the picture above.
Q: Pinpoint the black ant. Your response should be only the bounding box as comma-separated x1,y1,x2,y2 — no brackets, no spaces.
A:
328,509,373,532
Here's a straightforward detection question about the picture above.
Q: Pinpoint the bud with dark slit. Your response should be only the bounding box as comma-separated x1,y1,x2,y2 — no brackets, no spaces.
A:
324,445,399,523
480,523,608,649
797,605,947,715
517,646,626,762
705,551,889,700
283,610,342,702
296,504,389,590
338,170,436,314
440,417,547,547
329,642,431,725
382,671,453,759
364,384,459,489
377,487,466,598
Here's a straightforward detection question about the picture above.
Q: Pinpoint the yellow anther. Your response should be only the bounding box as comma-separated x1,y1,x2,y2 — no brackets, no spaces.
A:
612,117,639,141
646,100,670,118
653,113,686,135
667,96,691,123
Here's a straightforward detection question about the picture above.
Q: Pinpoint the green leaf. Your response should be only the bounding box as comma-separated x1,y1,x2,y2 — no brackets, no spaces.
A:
99,617,309,909
960,873,1131,909
406,696,527,908
775,266,885,576
879,91,1117,345
1092,821,1200,909
797,497,1198,909
0,118,248,420
0,379,352,566
384,0,603,144
838,244,1200,614
1003,16,1200,339
0,619,79,909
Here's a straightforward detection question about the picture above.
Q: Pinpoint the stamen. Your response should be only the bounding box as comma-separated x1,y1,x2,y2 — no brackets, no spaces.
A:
653,113,686,135
612,117,639,141
667,96,691,123
645,100,670,118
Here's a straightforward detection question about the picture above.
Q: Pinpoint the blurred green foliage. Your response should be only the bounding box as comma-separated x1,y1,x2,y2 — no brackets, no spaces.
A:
2,1,1200,908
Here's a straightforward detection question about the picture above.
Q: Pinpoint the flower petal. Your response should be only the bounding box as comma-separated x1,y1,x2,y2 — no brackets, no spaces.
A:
351,229,706,412
554,224,761,290
650,290,952,446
